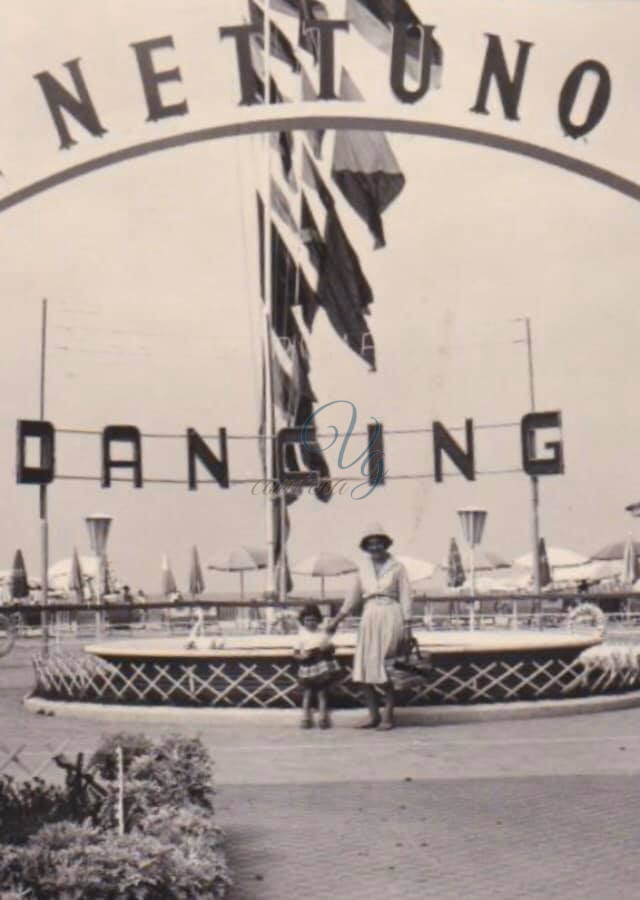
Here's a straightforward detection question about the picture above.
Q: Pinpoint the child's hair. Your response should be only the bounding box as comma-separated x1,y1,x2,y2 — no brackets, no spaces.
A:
297,603,323,625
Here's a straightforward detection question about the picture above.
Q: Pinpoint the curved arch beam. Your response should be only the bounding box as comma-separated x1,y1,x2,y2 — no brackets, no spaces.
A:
0,115,638,215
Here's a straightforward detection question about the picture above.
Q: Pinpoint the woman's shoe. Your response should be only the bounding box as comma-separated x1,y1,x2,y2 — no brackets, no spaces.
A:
318,715,331,729
377,720,394,731
354,717,381,729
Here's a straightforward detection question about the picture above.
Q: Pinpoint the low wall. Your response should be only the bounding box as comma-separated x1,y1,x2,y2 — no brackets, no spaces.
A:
31,640,640,708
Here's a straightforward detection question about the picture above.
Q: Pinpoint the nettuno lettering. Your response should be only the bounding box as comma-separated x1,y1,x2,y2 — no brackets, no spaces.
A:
219,23,261,106
34,59,107,149
303,20,348,100
470,34,533,121
558,60,611,139
390,24,437,103
131,36,189,121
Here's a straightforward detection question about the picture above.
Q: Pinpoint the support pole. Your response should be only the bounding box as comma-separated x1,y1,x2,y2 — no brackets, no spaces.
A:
262,0,277,628
39,299,50,655
523,318,542,598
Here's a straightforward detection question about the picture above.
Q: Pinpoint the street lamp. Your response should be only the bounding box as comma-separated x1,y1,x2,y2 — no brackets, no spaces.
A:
85,514,112,636
457,507,487,630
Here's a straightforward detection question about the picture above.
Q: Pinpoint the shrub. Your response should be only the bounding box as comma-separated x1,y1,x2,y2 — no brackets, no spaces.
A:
0,775,94,845
89,733,154,781
0,734,230,898
0,820,230,899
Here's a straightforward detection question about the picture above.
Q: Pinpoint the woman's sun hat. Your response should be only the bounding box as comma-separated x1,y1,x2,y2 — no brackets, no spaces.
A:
359,522,393,551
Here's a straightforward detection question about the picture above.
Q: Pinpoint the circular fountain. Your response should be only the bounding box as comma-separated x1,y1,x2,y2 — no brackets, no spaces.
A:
30,622,636,710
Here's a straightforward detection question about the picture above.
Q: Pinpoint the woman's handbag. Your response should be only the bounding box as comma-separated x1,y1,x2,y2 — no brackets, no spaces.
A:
388,637,433,691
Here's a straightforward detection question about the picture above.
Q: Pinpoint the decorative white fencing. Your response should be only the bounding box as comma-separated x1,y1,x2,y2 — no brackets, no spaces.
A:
31,640,640,709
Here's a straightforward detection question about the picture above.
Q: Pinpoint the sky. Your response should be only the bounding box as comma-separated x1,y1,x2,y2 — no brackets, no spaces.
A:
0,0,638,595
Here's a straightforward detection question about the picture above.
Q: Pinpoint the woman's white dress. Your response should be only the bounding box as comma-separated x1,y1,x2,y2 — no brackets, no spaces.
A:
341,555,411,685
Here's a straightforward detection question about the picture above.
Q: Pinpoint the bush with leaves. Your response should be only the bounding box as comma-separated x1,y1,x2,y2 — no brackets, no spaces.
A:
0,734,230,898
0,820,230,899
0,774,96,845
88,732,154,782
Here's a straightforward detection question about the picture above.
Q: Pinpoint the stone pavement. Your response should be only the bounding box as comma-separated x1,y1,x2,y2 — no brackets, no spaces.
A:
3,640,640,898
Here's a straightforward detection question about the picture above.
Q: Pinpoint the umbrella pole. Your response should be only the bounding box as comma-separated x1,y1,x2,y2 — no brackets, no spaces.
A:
469,547,476,632
321,575,325,601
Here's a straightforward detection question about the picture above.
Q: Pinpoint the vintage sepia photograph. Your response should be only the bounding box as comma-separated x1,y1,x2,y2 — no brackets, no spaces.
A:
1,1,639,897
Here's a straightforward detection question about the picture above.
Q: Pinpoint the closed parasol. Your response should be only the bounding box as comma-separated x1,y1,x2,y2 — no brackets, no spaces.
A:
622,535,639,587
68,547,85,601
446,538,465,589
188,546,205,597
10,550,30,600
161,554,178,597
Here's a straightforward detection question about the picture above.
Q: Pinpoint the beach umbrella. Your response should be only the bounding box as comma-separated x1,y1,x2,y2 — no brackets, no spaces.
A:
10,550,29,600
208,546,267,601
188,546,205,597
291,552,357,599
161,554,178,597
68,547,85,601
514,546,588,569
446,538,466,589
395,556,436,584
622,535,639,587
591,540,640,561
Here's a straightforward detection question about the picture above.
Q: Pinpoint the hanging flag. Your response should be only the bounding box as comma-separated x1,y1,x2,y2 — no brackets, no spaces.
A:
346,0,444,84
302,148,376,369
301,68,324,159
332,68,406,248
249,0,301,72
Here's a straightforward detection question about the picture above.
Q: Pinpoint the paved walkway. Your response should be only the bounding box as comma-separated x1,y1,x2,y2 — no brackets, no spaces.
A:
3,640,640,898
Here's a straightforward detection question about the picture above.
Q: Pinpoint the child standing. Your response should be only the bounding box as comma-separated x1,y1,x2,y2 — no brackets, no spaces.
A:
293,603,341,729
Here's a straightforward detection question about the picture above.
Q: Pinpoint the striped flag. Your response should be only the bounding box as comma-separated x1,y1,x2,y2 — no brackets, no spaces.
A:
332,67,406,248
248,0,438,574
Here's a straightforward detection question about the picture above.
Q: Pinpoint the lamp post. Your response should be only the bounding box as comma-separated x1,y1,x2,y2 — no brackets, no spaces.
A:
457,507,487,630
85,514,112,637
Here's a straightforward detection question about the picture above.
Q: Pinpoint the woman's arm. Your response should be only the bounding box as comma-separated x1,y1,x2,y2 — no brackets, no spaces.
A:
328,576,361,630
397,565,412,630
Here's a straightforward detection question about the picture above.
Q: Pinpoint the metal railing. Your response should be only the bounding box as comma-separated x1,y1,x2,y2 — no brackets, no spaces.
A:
2,593,638,648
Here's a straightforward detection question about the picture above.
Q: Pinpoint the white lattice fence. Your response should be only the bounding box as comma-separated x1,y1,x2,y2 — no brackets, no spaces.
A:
31,645,640,708
0,740,69,781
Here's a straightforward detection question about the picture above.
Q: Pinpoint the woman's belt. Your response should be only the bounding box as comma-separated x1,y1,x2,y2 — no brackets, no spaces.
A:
363,594,397,604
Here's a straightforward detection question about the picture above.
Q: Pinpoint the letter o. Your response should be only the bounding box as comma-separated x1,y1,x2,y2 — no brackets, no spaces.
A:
558,60,610,139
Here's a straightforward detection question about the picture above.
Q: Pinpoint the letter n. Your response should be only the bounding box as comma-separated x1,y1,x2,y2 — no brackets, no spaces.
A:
470,35,533,121
102,426,143,488
187,428,229,489
16,420,55,484
34,59,107,149
433,420,475,482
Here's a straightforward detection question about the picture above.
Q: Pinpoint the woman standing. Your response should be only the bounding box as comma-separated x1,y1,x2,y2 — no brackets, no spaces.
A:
329,523,412,730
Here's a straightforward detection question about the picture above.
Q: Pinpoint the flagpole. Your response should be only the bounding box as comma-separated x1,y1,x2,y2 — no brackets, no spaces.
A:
39,299,50,655
262,0,277,614
519,317,542,596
